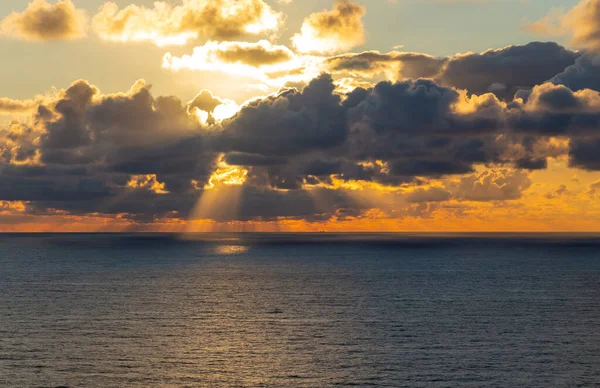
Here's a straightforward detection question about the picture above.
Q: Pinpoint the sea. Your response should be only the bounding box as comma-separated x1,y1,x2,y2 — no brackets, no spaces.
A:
0,233,599,387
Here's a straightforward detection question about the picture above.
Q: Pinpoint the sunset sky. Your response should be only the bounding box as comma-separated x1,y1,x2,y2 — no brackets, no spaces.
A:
1,0,600,232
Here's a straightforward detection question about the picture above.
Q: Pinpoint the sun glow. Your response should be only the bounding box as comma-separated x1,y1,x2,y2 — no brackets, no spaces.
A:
213,100,240,121
194,108,210,124
0,200,28,214
124,31,196,47
292,29,345,55
183,158,250,233
244,7,281,34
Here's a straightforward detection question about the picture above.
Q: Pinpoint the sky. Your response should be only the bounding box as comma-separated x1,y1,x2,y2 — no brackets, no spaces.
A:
1,0,600,232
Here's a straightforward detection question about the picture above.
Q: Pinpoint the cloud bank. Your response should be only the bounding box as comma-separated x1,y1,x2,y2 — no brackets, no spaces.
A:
2,60,600,225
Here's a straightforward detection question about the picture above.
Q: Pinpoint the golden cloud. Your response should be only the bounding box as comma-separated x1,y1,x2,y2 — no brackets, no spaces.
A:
526,0,600,51
0,0,87,41
292,0,366,54
126,174,169,194
92,0,283,46
0,97,38,114
163,40,323,87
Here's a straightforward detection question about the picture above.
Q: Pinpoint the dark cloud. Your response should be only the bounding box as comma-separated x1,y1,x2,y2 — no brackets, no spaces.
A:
324,51,446,79
339,80,505,181
187,90,224,114
515,157,548,170
353,79,482,135
324,42,579,101
570,137,600,170
506,83,600,136
550,54,600,92
224,152,287,167
217,74,348,156
0,79,218,221
439,42,579,100
213,78,508,190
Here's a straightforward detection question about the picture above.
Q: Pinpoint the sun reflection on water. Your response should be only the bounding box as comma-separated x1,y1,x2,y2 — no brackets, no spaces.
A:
214,245,249,255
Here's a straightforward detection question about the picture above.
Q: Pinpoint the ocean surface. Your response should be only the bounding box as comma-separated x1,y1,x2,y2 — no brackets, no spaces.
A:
0,233,599,387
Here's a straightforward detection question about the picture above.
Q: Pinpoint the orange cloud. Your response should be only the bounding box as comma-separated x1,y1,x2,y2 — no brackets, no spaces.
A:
450,169,531,202
126,174,169,194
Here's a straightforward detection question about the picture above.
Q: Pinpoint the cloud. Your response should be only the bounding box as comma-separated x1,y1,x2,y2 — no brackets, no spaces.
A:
545,183,573,199
504,82,600,170
550,53,600,92
0,97,39,114
401,168,532,205
207,40,295,67
217,74,348,157
166,41,578,99
126,174,169,194
342,79,506,182
569,138,600,170
439,42,579,99
324,50,446,81
323,42,579,100
0,0,87,41
215,77,510,191
187,90,225,114
526,0,600,52
292,0,366,54
0,79,219,220
192,184,372,222
506,83,600,136
2,70,600,225
587,180,600,197
187,89,239,124
514,157,548,170
92,0,283,46
164,40,295,71
451,169,531,201
221,74,600,193
403,186,452,203
163,40,320,88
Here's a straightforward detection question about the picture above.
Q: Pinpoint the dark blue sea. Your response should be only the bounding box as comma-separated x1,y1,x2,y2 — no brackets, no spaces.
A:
1,233,599,387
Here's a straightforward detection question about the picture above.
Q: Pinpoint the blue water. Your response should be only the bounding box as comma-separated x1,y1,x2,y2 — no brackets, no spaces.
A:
0,233,599,387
